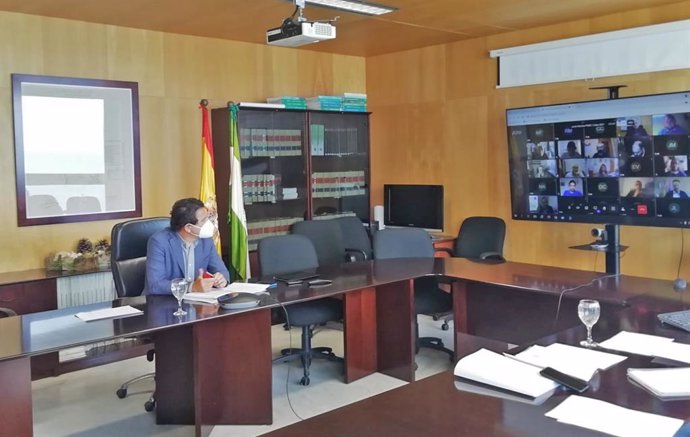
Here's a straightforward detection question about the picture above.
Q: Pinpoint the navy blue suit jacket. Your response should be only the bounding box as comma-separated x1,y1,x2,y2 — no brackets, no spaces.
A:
145,228,230,295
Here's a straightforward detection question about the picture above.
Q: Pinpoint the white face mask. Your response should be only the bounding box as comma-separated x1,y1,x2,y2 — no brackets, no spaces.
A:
190,220,215,239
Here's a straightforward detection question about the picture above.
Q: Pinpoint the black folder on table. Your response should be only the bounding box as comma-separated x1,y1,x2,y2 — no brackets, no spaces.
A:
274,270,319,285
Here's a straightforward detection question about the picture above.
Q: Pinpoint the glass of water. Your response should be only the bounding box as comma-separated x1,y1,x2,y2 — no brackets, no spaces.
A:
171,278,189,316
578,299,600,348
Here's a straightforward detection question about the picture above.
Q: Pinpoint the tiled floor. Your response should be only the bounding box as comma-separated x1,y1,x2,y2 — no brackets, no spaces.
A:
32,315,455,437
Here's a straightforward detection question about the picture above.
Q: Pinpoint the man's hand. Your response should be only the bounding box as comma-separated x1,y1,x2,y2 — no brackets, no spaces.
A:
212,272,228,288
192,269,215,292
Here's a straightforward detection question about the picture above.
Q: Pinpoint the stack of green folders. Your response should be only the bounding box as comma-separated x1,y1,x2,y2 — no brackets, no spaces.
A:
266,96,307,110
306,96,343,111
341,93,367,112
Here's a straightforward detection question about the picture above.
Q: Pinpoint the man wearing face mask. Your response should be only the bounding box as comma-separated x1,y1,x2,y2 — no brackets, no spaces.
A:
145,198,230,295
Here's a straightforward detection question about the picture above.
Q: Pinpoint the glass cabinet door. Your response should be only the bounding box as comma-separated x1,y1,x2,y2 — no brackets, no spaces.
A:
308,111,370,223
238,109,308,250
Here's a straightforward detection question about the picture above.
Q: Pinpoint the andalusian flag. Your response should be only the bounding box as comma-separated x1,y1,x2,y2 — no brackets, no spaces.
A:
199,101,222,255
228,104,250,280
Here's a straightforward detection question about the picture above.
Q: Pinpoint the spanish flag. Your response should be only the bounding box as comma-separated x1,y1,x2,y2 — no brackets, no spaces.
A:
199,100,222,255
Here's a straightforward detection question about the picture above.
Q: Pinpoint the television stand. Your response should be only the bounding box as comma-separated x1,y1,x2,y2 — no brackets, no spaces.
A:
569,224,626,275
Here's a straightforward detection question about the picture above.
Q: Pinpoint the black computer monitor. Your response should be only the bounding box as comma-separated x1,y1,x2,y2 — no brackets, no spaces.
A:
383,184,444,232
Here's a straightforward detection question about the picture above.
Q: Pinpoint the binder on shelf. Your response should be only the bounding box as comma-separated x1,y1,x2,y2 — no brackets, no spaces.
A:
310,124,325,156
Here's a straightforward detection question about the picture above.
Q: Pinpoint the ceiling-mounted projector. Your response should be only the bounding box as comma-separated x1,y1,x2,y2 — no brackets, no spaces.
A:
267,0,337,47
266,21,336,47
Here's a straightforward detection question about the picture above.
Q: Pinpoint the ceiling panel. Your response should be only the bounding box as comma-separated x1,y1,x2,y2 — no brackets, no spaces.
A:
0,0,684,56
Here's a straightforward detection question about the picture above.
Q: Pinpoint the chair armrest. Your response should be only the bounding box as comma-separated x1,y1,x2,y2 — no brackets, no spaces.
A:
434,247,455,256
0,307,17,318
345,248,368,261
479,251,505,261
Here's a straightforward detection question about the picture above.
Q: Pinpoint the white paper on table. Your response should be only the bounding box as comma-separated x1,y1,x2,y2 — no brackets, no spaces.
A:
545,395,684,437
627,367,690,397
75,305,143,322
598,331,675,356
223,282,270,294
650,341,690,364
184,282,270,304
184,289,233,304
453,348,558,399
515,343,626,382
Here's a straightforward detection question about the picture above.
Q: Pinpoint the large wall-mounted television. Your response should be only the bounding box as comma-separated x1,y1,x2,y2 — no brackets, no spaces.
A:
384,184,444,232
507,91,690,228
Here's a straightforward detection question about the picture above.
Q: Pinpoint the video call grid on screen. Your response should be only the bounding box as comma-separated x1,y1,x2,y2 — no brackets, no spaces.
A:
507,91,690,227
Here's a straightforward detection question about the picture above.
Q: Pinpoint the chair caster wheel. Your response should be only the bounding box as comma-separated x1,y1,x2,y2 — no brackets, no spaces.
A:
144,400,156,412
116,388,127,399
300,377,310,386
441,323,449,331
432,314,440,321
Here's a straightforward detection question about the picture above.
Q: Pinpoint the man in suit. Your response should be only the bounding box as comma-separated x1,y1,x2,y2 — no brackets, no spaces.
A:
146,198,230,295
665,179,689,199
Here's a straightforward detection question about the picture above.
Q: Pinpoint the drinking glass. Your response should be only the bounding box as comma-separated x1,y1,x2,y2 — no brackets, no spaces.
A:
171,278,189,316
578,299,600,347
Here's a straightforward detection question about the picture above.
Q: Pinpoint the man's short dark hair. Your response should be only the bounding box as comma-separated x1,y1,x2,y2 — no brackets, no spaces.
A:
567,141,576,148
170,198,204,231
666,114,676,123
673,179,681,184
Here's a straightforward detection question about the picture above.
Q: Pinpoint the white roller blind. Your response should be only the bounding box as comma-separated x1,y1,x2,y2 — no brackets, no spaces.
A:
490,20,690,88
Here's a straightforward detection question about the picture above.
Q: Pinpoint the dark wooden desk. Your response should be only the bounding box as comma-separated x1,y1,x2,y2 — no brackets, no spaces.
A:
263,295,690,437
0,258,680,437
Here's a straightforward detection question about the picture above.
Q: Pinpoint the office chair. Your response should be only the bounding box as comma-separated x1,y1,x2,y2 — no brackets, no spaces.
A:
434,216,507,330
334,216,372,261
111,217,169,411
292,219,368,264
258,234,343,386
373,228,454,361
452,216,506,261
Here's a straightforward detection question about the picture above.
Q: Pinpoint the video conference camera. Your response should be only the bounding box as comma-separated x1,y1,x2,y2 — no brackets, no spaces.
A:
590,228,609,248
591,228,607,240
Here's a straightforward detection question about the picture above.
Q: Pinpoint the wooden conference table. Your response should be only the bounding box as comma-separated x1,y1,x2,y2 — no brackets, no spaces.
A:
0,258,683,437
264,294,690,437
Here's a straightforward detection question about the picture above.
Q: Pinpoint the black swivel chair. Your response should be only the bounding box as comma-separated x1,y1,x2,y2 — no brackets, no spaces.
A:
452,216,506,261
373,228,454,361
292,219,368,264
111,217,169,411
258,234,343,386
334,216,372,261
434,216,507,330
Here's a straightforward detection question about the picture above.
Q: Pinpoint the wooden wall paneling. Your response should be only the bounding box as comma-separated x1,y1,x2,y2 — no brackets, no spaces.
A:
105,26,165,96
365,44,447,107
0,12,44,79
442,97,491,233
41,17,108,78
331,55,367,95
368,1,690,281
0,10,366,273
